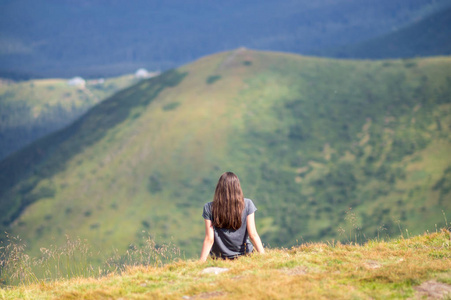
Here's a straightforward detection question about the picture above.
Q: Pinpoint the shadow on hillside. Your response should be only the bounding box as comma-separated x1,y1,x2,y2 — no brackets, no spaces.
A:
0,70,188,228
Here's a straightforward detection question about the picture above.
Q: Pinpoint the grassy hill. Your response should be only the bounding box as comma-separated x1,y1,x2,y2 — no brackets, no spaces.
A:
0,75,138,160
0,49,450,262
320,7,451,59
1,230,450,299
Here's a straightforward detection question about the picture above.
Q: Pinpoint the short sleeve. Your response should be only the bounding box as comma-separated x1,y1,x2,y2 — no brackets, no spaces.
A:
246,199,257,216
202,202,212,220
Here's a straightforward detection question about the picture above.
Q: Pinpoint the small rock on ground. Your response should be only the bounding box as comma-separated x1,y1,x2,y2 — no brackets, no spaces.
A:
201,267,229,275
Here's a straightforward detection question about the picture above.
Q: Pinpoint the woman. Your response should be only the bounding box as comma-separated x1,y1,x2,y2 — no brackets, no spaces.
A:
200,172,265,261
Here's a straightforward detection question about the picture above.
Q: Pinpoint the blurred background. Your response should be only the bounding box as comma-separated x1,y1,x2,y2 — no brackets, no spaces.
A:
1,0,450,78
0,0,450,274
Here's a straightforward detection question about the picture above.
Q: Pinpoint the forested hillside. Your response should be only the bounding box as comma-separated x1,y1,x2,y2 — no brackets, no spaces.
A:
319,6,451,59
0,75,137,160
0,49,449,261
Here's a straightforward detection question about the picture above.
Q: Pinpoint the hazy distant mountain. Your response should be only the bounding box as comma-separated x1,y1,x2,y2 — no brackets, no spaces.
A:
318,6,451,59
1,49,449,260
0,75,138,160
0,0,450,78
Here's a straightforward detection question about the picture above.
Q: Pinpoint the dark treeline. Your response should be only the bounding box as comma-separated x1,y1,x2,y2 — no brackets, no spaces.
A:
318,6,451,59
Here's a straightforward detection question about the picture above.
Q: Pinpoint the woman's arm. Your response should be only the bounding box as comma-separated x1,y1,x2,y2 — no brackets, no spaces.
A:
246,212,265,253
199,219,214,261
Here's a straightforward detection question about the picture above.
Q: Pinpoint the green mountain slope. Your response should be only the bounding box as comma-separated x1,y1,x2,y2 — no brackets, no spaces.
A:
321,7,451,59
0,75,138,160
0,49,450,259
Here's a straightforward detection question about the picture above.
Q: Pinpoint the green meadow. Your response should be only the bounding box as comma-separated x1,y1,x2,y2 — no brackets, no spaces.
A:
0,49,450,265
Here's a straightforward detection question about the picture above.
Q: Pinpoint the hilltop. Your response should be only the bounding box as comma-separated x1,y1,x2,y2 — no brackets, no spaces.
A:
1,230,450,299
0,49,450,261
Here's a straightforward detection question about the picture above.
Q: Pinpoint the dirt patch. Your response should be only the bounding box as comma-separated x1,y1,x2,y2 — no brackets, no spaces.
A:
412,280,451,299
280,266,308,275
363,260,381,269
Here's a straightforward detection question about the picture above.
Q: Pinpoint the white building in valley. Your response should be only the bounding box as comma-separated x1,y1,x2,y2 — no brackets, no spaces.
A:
67,76,86,87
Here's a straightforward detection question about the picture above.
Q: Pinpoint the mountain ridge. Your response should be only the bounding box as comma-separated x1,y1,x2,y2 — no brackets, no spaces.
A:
318,6,451,59
1,0,450,78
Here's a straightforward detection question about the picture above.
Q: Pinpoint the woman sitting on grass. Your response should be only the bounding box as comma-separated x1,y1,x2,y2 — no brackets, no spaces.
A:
200,172,265,261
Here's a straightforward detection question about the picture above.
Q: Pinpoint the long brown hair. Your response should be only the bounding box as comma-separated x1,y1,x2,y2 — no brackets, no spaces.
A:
212,172,245,230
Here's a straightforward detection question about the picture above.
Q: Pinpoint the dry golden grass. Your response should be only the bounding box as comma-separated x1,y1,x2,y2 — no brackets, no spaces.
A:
1,229,450,299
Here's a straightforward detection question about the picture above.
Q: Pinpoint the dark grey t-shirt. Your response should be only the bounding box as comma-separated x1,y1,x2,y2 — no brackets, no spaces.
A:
202,198,257,259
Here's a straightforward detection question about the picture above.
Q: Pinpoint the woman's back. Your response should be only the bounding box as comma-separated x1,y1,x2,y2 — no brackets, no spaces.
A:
202,198,257,259
200,172,264,261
